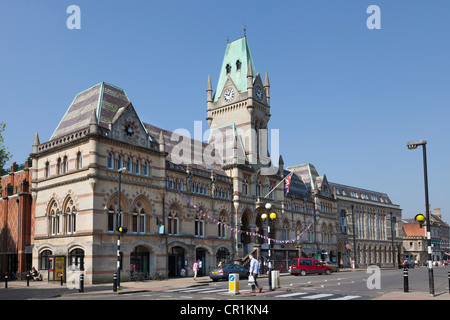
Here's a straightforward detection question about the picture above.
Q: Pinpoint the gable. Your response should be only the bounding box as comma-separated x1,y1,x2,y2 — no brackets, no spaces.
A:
109,103,152,149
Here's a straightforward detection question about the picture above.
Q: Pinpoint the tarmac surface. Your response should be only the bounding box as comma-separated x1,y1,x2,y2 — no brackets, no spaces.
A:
0,268,449,300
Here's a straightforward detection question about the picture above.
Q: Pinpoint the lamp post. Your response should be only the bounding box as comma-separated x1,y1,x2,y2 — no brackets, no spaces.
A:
262,203,276,291
116,167,127,289
407,139,434,296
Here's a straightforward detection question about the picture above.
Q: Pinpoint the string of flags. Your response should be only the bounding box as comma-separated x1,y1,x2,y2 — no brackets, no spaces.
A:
176,189,313,244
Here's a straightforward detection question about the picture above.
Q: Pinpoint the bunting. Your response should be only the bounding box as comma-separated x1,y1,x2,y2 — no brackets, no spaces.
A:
176,189,313,243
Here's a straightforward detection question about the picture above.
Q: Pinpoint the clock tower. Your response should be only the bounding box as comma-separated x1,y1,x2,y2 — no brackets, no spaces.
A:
206,36,271,167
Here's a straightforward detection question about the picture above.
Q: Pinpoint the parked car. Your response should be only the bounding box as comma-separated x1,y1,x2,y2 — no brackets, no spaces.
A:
398,260,415,269
321,261,339,272
209,264,249,282
289,258,333,276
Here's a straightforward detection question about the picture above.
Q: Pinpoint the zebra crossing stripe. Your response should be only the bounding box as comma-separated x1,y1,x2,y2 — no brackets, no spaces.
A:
330,295,361,300
180,287,223,293
302,293,334,299
275,292,308,298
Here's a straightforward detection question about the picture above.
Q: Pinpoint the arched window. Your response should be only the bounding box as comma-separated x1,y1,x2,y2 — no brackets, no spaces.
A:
45,162,50,178
144,161,149,176
48,201,59,236
195,214,205,237
108,206,115,232
340,210,347,234
117,155,123,169
69,248,85,271
168,205,179,235
107,196,125,233
108,153,114,169
132,202,147,234
64,198,77,234
226,64,231,74
135,159,140,174
39,250,52,270
62,156,68,174
242,177,249,196
218,211,227,239
76,152,82,170
56,158,62,175
126,157,132,172
236,60,241,71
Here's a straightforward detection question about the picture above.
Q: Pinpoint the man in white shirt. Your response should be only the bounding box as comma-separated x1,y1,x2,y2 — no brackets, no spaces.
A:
249,254,262,293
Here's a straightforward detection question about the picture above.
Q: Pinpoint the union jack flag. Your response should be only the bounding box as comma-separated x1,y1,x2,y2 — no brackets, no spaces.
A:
285,172,293,195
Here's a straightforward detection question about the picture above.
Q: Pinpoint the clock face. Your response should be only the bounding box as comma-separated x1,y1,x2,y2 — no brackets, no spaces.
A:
224,88,235,102
124,124,134,137
255,86,264,101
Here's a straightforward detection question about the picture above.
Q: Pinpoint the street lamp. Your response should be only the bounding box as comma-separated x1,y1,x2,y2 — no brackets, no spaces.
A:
116,167,127,289
262,203,276,291
407,139,434,296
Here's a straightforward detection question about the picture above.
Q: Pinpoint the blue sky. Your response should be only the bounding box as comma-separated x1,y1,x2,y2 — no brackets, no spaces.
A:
1,0,449,222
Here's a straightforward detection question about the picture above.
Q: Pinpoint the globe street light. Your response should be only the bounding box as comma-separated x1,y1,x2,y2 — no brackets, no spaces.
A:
261,207,276,291
407,139,434,296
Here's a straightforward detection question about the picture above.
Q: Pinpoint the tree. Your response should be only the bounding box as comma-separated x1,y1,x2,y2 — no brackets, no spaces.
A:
0,122,12,175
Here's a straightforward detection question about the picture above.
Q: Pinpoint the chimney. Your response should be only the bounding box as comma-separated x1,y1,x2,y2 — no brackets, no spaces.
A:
433,208,442,219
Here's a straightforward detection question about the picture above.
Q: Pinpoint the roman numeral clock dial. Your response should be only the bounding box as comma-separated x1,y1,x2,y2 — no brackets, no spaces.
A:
223,88,234,102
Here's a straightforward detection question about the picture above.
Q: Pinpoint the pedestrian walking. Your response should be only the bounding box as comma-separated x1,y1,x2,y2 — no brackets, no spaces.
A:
198,259,202,276
193,259,199,280
249,254,262,293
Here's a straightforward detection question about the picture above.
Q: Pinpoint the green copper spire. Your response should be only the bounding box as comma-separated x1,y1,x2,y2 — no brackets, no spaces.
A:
213,36,256,102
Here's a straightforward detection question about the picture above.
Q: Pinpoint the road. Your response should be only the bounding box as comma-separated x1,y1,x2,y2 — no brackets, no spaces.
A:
39,266,449,301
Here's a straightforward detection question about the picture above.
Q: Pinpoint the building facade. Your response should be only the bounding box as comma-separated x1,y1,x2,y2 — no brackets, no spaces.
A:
0,36,404,283
330,182,403,268
0,159,34,279
402,208,450,265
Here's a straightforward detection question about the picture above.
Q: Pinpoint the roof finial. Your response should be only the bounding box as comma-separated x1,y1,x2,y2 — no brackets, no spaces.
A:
242,25,247,37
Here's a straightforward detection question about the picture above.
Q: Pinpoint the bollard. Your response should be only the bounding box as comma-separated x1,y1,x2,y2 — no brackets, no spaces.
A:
403,268,409,293
4,275,8,289
113,272,117,292
448,271,450,294
79,274,84,293
271,270,280,290
228,273,239,295
60,274,64,286
26,274,30,287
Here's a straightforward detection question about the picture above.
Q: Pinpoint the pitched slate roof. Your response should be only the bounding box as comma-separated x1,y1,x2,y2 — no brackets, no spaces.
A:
330,182,395,206
286,163,320,191
51,82,130,140
143,123,228,175
284,169,313,200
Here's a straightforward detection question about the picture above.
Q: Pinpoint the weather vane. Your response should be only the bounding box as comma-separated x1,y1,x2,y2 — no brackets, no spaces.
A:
243,25,247,37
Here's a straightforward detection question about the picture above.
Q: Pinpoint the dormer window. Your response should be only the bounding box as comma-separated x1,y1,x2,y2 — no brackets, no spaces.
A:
236,60,241,71
226,64,231,74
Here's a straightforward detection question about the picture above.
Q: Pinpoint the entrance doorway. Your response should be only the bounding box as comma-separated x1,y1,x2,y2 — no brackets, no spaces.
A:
168,246,185,277
196,248,207,276
130,246,150,274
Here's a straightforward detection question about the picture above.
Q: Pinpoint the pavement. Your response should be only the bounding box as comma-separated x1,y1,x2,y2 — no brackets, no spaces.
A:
0,268,449,300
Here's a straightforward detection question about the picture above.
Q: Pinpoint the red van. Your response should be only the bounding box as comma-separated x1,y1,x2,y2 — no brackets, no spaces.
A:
289,258,332,276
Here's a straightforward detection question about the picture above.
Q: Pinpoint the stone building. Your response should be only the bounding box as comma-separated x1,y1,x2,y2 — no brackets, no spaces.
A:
330,182,403,268
402,208,450,265
2,35,404,283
